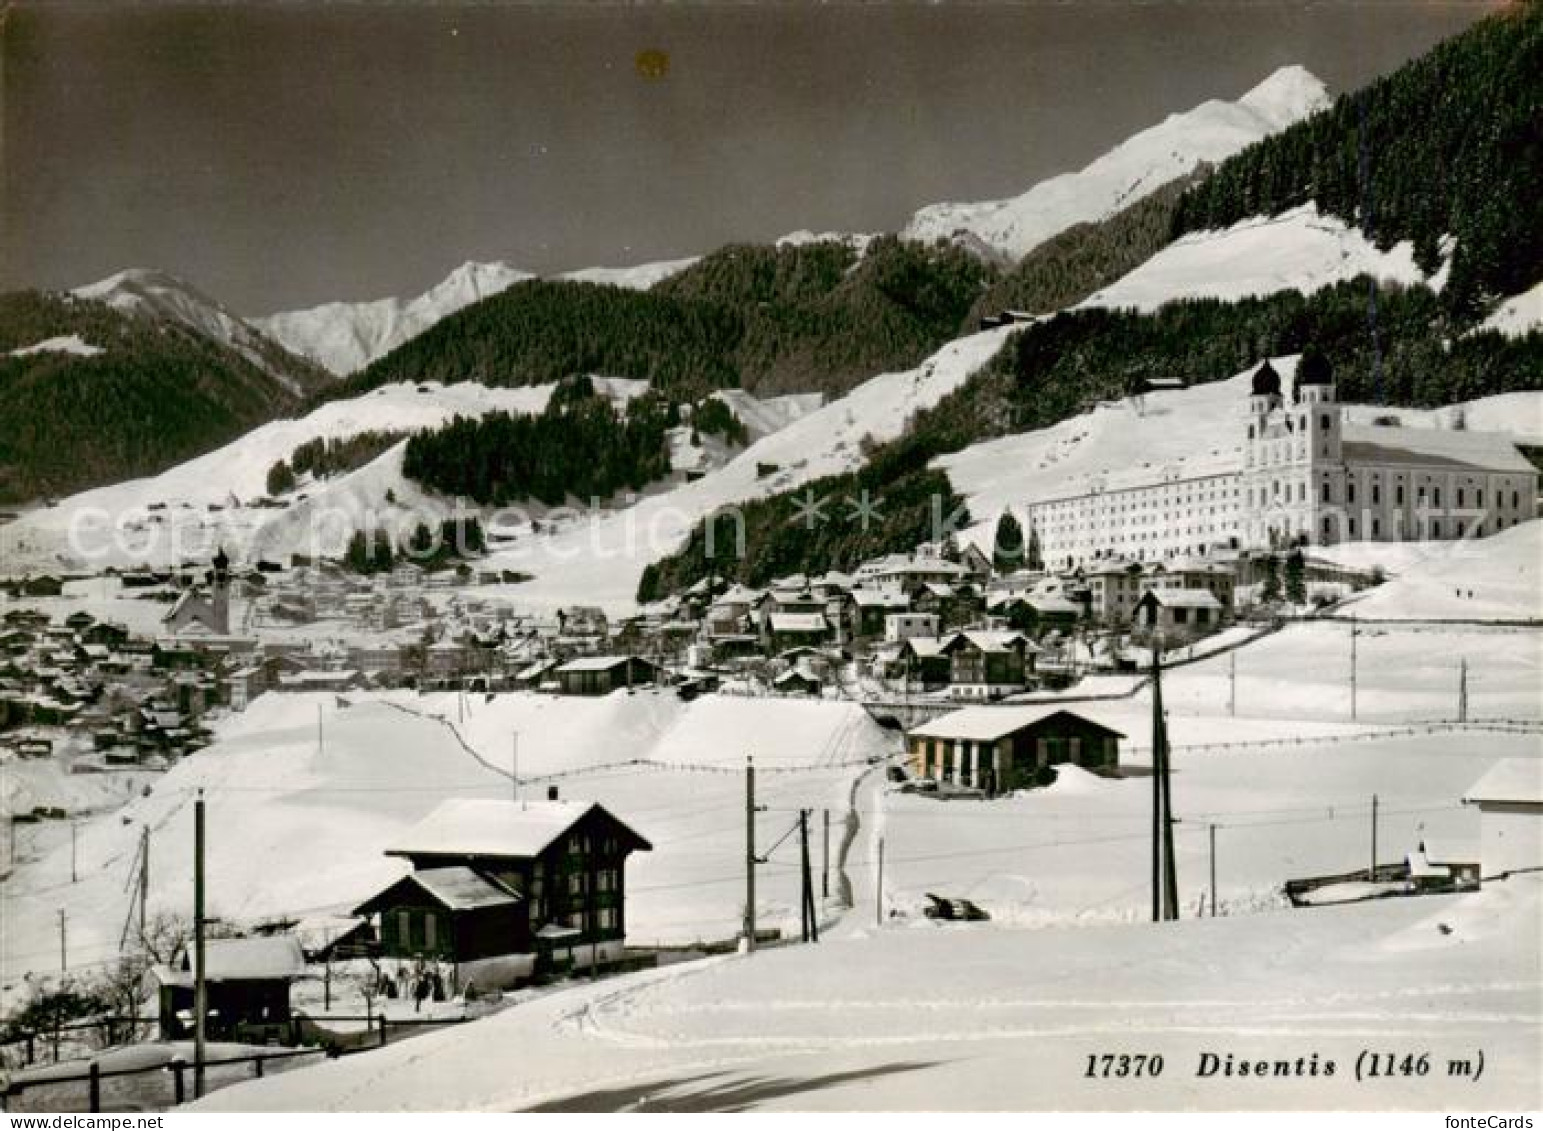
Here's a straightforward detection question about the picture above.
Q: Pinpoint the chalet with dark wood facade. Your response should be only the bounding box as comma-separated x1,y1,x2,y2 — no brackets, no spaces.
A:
351,799,652,990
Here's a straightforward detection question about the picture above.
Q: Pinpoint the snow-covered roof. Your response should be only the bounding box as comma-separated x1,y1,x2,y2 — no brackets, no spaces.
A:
1463,759,1543,806
1419,839,1480,866
768,613,828,633
555,655,648,673
388,799,651,860
899,637,949,659
851,589,910,608
180,935,307,981
910,705,1125,743
407,866,520,910
1139,590,1224,609
1340,423,1535,474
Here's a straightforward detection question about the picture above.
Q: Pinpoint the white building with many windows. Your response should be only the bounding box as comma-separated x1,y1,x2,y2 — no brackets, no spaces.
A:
1024,355,1537,570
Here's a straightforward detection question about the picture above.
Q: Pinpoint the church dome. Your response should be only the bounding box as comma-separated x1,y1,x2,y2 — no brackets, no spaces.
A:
1250,359,1282,397
1297,347,1334,386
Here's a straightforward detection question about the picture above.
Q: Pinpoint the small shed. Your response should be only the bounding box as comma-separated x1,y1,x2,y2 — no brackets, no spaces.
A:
152,935,306,1043
1462,759,1543,879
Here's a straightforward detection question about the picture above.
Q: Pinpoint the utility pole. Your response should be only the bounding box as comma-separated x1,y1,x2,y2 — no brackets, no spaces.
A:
1151,649,1179,921
876,836,885,927
1208,824,1217,918
798,810,812,943
1369,793,1379,882
1458,658,1468,723
139,826,150,943
1228,650,1236,717
194,790,207,1099
821,809,830,900
744,755,757,953
1349,615,1358,721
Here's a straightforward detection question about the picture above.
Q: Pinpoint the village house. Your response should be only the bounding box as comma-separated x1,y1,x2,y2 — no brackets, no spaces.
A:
848,589,913,640
942,630,1039,701
884,612,940,643
1462,758,1542,879
907,705,1125,796
351,798,652,989
1134,588,1226,640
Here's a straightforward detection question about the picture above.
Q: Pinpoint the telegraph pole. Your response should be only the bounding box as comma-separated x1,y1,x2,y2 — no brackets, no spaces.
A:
1208,824,1217,918
1349,615,1359,721
798,810,812,944
821,809,830,900
1458,658,1468,723
194,790,207,1099
876,836,885,927
1228,650,1236,717
1151,649,1179,921
1369,793,1379,882
744,756,756,953
139,826,150,943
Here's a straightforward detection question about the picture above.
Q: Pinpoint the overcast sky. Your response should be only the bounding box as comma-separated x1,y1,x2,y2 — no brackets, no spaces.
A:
3,2,1493,314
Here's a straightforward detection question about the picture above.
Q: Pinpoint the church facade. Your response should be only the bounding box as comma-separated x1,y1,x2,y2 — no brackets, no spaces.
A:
1024,356,1538,571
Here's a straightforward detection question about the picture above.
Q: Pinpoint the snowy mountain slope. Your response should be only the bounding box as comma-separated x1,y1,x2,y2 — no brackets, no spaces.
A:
477,327,1016,611
0,379,831,571
902,66,1330,261
1479,280,1543,339
256,257,700,377
72,269,322,395
253,261,534,378
939,357,1543,553
1077,204,1438,312
556,256,698,291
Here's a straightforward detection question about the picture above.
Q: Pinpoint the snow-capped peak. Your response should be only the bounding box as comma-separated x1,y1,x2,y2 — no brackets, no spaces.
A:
72,267,314,392
1236,64,1331,132
253,260,534,378
902,65,1330,262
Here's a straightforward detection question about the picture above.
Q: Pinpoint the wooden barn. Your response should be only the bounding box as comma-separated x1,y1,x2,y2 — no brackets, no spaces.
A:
151,935,306,1043
351,798,652,990
907,705,1125,796
554,655,660,696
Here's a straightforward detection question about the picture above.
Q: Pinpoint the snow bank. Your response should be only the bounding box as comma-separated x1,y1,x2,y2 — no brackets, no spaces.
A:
1479,280,1543,339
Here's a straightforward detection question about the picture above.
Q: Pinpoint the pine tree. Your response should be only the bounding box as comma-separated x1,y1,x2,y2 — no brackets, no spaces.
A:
1284,548,1307,605
265,460,296,496
993,509,1025,573
1261,555,1282,604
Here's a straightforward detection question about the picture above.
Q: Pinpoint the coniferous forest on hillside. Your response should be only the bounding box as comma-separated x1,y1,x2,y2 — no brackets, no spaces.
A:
0,292,303,504
334,237,996,404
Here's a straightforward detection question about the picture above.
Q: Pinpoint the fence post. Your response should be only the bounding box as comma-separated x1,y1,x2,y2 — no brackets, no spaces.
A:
254,1055,265,1079
171,1056,186,1106
88,1060,101,1113
25,1032,34,1066
378,1015,388,1047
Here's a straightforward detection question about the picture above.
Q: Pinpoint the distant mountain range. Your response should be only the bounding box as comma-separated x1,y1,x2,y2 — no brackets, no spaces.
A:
2,6,1538,528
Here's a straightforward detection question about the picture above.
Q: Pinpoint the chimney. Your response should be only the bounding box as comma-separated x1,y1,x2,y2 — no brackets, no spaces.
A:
547,785,559,801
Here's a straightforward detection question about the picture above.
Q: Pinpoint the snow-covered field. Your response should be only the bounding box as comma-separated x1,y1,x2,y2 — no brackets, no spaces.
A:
192,873,1542,1111
903,66,1328,260
0,691,895,1001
